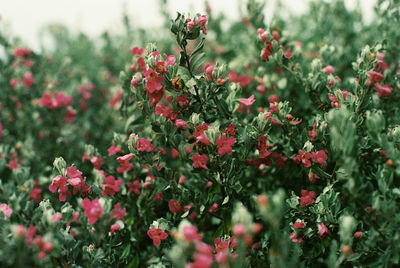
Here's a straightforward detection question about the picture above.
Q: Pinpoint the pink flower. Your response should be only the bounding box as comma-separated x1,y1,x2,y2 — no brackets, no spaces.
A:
0,203,12,219
51,213,62,222
136,138,154,152
209,203,218,213
268,94,280,103
143,68,164,94
22,72,35,88
232,224,247,237
293,150,312,168
308,172,320,184
168,200,183,213
196,15,208,35
217,134,236,155
128,180,141,195
318,222,331,239
10,78,18,89
82,198,103,224
293,221,305,229
26,224,37,246
367,71,384,85
65,107,77,123
329,93,340,108
308,123,317,141
49,176,69,202
147,228,168,246
177,94,189,108
175,119,187,129
109,90,122,108
205,64,215,81
192,154,209,170
289,232,304,243
9,159,18,170
311,150,328,167
54,92,73,107
300,190,316,207
29,188,42,203
130,46,145,55
14,47,31,57
183,225,201,242
354,231,363,239
284,48,294,58
117,154,133,173
237,94,255,114
260,40,273,62
102,176,123,197
195,133,211,146
214,237,229,252
110,223,120,234
373,84,393,98
322,65,335,74
187,19,195,30
110,202,126,221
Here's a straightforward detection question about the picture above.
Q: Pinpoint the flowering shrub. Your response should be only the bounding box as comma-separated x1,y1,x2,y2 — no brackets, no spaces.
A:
1,0,400,267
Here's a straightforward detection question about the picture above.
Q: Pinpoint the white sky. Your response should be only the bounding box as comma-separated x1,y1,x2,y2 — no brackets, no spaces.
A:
0,0,376,50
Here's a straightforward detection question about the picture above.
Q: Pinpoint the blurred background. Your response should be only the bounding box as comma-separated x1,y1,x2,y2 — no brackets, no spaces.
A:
0,0,376,51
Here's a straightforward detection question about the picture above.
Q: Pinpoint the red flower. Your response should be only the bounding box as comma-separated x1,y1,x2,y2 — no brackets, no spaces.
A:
29,188,42,203
102,176,123,197
22,72,35,89
110,202,126,222
311,150,328,167
293,150,311,168
214,237,228,252
82,198,103,224
128,180,141,195
260,40,273,62
237,95,255,114
293,221,305,229
136,138,154,152
117,154,133,173
217,134,235,155
300,190,316,207
65,107,77,123
289,232,304,243
318,222,331,239
147,228,168,246
143,68,164,94
284,48,294,59
224,123,236,136
308,123,317,141
168,200,183,213
49,176,69,202
373,84,393,98
192,154,209,170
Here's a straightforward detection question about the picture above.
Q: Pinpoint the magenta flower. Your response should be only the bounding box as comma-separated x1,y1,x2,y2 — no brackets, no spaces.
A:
322,65,335,74
311,150,328,167
117,154,133,173
168,200,183,213
373,84,393,98
195,133,211,146
214,237,229,252
102,175,123,197
192,154,209,170
217,134,236,155
284,47,294,59
293,221,305,229
289,232,304,243
49,176,69,202
147,228,168,246
110,202,126,222
0,203,12,220
82,198,103,224
237,94,255,114
183,226,201,242
127,180,141,195
300,190,316,207
143,68,164,94
22,72,35,89
136,138,154,152
318,222,331,239
293,150,312,168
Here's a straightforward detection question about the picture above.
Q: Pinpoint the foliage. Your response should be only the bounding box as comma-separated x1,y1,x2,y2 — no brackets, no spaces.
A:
1,0,400,267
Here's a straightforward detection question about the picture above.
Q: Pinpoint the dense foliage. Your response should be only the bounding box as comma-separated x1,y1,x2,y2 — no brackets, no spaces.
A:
1,0,400,267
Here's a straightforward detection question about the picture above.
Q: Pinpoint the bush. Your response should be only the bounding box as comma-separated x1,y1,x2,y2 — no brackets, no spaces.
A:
1,0,400,267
